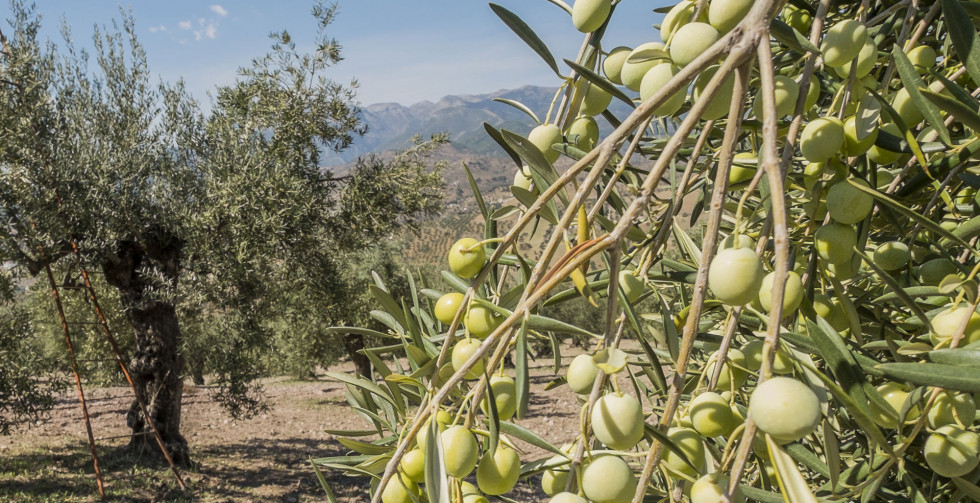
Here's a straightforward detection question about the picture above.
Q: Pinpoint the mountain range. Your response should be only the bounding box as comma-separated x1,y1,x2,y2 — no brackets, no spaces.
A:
322,85,635,166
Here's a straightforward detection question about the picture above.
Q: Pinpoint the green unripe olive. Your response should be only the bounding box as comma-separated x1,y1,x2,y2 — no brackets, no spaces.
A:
835,38,877,79
692,65,735,120
662,427,706,477
814,223,857,265
549,493,587,503
464,305,501,339
908,45,937,74
729,153,757,186
449,238,486,278
528,123,563,163
689,391,737,437
691,473,746,503
708,247,764,306
452,338,485,380
820,20,869,68
669,22,720,67
721,232,755,250
566,353,599,394
917,258,958,286
578,81,613,116
873,241,910,271
826,178,873,224
781,3,811,34
381,472,419,503
749,377,821,444
567,115,599,151
572,0,611,33
540,454,570,495
869,382,918,429
868,123,902,165
758,270,804,315
660,0,702,43
741,339,794,374
435,292,465,325
513,165,535,192
621,42,667,91
891,88,922,126
461,481,489,503
802,76,821,111
923,425,980,478
476,444,521,495
812,293,849,331
928,390,977,428
416,409,452,452
800,117,845,163
640,63,685,116
442,425,479,478
592,392,646,450
753,75,800,118
582,455,637,503
400,448,426,483
705,348,748,390
483,374,517,421
827,257,860,281
618,270,645,303
931,305,980,346
708,0,753,32
876,168,896,190
603,46,632,85
843,115,879,156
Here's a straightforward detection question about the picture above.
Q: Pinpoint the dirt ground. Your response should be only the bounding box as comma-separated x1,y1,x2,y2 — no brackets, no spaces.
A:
1,352,587,502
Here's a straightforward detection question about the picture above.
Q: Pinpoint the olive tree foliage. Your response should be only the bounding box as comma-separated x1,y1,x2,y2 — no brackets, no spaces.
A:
319,0,980,502
0,0,444,461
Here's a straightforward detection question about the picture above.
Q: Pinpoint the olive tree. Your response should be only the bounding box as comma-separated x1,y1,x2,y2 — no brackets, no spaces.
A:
0,1,443,464
319,0,980,502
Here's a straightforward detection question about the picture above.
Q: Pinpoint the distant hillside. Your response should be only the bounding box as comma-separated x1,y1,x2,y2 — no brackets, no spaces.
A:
322,85,634,166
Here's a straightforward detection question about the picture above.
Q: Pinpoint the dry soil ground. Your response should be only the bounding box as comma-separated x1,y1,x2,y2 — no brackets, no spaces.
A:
1,352,588,502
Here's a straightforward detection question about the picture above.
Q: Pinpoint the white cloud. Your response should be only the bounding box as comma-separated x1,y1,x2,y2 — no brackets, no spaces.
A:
210,5,228,17
193,19,218,41
178,20,191,30
148,25,166,33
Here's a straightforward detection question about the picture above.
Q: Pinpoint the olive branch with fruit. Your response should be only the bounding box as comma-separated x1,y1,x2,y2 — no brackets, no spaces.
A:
314,0,980,502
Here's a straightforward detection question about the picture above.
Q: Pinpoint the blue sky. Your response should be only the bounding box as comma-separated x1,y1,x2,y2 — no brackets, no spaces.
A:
8,1,669,106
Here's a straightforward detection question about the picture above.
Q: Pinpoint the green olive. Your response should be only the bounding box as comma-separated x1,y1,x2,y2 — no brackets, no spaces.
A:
930,304,980,345
907,45,937,74
621,42,668,91
566,115,599,151
708,247,764,306
528,123,563,163
618,270,645,303
812,293,849,332
549,493,587,503
705,348,748,390
381,472,419,503
592,392,646,450
513,165,535,193
639,63,685,116
603,46,632,85
660,0,702,43
868,123,903,165
572,0,611,33
820,20,869,68
691,473,745,503
582,454,637,503
662,427,706,477
578,81,613,116
781,4,812,34
689,391,737,437
917,258,958,286
452,338,485,380
482,374,517,421
869,382,918,429
835,38,877,79
758,270,804,315
442,425,479,478
669,22,720,67
753,75,800,118
923,424,980,478
826,178,873,224
708,0,753,33
843,115,879,156
749,377,821,444
449,238,486,278
476,444,521,495
928,390,977,428
729,153,757,186
800,117,845,163
814,223,857,265
692,65,735,120
873,241,910,271
399,448,426,483
566,353,599,394
435,292,465,325
741,339,794,374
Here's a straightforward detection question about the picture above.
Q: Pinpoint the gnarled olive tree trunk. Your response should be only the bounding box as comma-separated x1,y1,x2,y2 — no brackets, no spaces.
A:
103,232,189,466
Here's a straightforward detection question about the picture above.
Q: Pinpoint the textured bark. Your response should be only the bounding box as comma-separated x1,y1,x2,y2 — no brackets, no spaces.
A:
103,230,190,466
343,334,371,378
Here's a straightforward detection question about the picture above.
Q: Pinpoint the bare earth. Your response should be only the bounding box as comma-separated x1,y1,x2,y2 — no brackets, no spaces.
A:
1,353,586,502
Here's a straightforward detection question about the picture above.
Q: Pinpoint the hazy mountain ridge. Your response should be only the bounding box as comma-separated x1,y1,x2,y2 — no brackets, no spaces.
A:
321,85,558,165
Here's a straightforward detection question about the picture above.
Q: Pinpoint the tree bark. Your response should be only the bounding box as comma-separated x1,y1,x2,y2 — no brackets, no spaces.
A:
343,334,371,378
103,230,190,467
